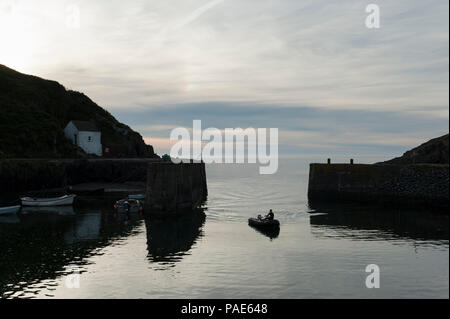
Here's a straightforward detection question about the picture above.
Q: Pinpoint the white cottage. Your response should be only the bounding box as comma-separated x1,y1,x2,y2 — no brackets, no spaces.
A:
64,120,103,156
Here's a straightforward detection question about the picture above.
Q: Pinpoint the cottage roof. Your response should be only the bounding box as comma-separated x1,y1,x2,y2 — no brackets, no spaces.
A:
71,120,99,132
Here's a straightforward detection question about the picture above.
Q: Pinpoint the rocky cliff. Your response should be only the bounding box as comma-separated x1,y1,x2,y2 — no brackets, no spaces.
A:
382,134,449,165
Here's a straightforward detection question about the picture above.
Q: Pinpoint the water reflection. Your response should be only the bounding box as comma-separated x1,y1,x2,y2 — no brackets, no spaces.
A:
0,206,143,299
0,214,20,224
308,200,449,244
145,211,205,267
249,225,280,240
21,206,76,216
63,210,102,244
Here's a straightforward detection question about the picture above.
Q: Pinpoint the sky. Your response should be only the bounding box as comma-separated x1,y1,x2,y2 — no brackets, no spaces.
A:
0,0,448,159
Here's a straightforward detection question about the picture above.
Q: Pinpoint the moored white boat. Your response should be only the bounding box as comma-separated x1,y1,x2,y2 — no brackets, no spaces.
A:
0,205,21,215
20,194,76,207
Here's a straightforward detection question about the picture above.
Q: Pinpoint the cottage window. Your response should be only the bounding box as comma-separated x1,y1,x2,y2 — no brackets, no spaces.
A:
88,136,92,142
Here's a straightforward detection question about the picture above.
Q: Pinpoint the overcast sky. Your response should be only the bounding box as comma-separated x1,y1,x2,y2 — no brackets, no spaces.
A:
1,0,448,158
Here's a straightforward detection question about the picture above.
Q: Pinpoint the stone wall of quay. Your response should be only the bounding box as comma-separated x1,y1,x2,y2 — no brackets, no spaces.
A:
0,159,157,193
145,162,208,216
308,163,449,210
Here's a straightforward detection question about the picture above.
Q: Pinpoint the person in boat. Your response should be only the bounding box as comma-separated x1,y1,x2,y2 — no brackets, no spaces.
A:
123,200,131,213
264,209,274,221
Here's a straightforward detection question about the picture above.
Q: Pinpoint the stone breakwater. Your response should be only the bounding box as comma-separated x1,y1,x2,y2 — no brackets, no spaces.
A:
0,159,159,193
308,163,449,210
145,162,208,215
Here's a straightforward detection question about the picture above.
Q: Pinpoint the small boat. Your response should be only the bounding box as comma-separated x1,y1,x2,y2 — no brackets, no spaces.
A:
248,217,280,228
128,194,146,200
114,198,143,214
0,205,21,215
21,194,76,207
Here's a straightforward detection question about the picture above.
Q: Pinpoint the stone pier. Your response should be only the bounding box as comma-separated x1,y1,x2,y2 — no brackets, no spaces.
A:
308,163,449,210
144,162,208,215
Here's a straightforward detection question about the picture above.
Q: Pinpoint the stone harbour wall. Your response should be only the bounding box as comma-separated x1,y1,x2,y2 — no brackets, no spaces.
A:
308,163,449,210
0,159,158,193
145,162,208,215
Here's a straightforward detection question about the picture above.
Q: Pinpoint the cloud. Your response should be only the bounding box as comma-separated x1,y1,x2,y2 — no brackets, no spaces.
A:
171,0,225,30
115,102,449,156
1,0,448,157
2,0,447,111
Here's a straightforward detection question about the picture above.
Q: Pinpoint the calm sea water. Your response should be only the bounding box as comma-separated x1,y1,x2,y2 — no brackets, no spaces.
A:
0,157,448,299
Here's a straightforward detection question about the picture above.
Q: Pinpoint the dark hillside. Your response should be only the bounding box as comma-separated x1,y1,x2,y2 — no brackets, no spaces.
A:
382,134,449,165
0,64,156,158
